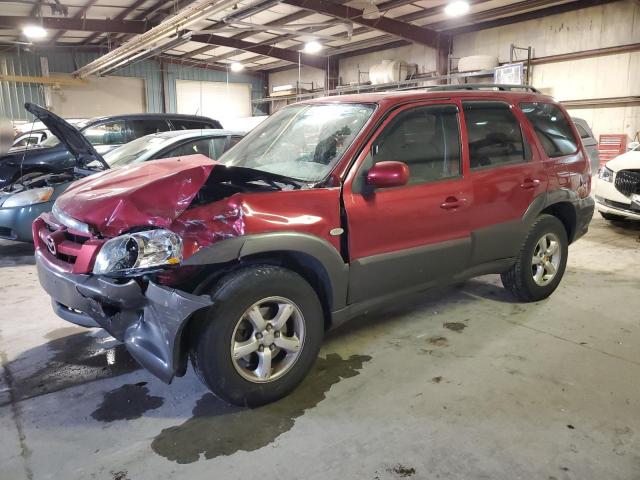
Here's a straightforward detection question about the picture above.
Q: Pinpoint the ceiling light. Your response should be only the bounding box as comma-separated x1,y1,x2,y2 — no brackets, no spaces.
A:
362,0,381,20
444,1,470,17
22,25,47,40
230,61,244,72
303,41,323,54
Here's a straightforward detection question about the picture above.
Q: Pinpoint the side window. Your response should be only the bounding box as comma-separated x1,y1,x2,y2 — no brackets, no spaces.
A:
227,136,243,150
463,101,527,169
171,119,221,130
574,123,591,140
368,105,461,186
520,102,578,158
82,121,128,145
129,119,171,139
163,137,226,159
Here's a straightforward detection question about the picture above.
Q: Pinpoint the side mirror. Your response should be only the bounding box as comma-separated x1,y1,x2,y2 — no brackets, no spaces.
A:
366,161,409,189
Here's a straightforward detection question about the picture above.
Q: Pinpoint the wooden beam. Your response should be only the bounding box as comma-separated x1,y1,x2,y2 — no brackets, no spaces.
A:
282,0,441,48
0,74,86,86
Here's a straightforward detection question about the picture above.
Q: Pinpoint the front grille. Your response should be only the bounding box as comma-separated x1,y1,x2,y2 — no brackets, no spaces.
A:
34,212,103,274
614,169,640,197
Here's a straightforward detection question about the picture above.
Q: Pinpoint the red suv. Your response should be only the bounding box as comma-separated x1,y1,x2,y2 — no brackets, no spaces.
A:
34,87,594,406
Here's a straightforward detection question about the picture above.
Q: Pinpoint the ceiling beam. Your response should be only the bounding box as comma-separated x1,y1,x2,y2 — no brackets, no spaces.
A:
282,0,442,48
0,16,149,34
189,33,328,69
445,0,619,34
83,0,150,45
51,0,100,43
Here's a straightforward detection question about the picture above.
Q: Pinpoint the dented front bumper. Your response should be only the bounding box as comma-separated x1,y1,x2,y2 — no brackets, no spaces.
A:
35,250,212,383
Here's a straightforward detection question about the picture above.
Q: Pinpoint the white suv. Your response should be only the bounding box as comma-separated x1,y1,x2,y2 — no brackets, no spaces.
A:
594,143,640,221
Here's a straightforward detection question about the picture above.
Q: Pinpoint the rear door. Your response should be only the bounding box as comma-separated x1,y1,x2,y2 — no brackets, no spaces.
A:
343,101,473,304
461,100,548,266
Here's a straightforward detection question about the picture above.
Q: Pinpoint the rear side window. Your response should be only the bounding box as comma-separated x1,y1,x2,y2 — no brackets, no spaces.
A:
171,119,222,130
370,104,461,185
463,101,527,169
575,123,591,140
83,121,128,145
129,119,171,139
520,103,578,157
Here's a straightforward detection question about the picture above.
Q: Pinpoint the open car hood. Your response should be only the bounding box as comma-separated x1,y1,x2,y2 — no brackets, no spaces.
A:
24,103,108,169
55,154,216,237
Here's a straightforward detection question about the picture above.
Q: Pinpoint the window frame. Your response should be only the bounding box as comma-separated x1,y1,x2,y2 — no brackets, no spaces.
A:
352,102,464,193
462,100,531,172
518,101,579,159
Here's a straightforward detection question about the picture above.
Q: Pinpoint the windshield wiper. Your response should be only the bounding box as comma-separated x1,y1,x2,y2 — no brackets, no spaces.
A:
219,165,305,190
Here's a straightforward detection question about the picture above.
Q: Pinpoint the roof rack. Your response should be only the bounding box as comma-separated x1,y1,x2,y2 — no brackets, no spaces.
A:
426,84,541,93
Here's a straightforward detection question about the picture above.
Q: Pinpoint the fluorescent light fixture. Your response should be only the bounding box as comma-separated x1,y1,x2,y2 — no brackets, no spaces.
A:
230,61,244,72
273,84,294,92
444,1,470,17
303,41,323,54
22,25,47,39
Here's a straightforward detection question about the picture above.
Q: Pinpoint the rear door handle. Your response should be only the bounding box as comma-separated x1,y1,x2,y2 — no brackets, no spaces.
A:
440,196,465,210
520,179,541,189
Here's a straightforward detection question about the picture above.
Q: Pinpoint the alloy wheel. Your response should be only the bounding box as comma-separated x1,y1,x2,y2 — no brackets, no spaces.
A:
531,232,561,286
230,296,305,383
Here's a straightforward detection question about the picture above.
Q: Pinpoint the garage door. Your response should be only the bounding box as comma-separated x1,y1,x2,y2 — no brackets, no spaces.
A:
51,75,146,117
176,79,251,123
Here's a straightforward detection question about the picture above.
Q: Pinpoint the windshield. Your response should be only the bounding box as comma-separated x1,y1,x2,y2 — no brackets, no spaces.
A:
219,103,375,182
104,135,167,167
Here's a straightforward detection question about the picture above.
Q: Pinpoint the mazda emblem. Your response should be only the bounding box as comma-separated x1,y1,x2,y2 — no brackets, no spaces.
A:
46,236,57,255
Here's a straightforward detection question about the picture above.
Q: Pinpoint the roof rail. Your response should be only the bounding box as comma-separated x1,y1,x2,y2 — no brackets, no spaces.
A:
426,84,541,93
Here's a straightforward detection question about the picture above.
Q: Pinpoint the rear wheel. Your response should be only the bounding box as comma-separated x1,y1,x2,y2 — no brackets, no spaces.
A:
501,214,568,302
191,265,324,406
600,211,625,221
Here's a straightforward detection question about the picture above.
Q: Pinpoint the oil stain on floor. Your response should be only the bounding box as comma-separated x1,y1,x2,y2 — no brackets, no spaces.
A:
4,327,140,405
92,382,163,422
151,353,371,464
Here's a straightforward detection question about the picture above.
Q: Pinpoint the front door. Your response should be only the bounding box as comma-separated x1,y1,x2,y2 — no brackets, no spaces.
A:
343,101,473,304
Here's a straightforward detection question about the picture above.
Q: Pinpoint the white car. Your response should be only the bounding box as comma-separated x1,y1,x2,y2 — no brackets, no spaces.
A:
594,143,640,221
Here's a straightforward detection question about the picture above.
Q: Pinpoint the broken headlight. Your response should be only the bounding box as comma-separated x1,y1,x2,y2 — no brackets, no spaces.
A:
93,229,182,276
598,166,614,183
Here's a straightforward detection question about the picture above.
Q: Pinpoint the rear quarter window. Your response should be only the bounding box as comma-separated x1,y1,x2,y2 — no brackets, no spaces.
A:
520,103,578,158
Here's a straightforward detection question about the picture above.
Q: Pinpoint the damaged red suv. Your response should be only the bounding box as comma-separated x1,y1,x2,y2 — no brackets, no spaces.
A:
35,86,594,406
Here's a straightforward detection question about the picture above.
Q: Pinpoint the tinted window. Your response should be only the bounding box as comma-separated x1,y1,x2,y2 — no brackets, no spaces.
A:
370,105,461,185
163,137,228,159
463,102,526,169
129,119,171,139
575,123,591,140
520,102,578,157
171,119,222,130
83,121,128,145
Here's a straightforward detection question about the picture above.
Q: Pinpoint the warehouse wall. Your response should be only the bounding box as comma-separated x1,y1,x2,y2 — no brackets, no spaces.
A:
453,0,640,140
0,49,265,121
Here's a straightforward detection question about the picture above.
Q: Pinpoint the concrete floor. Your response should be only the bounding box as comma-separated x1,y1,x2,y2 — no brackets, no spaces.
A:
1,215,639,480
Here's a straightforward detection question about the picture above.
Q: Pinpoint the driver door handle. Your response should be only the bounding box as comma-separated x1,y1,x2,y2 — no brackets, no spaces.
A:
440,196,466,210
520,178,541,190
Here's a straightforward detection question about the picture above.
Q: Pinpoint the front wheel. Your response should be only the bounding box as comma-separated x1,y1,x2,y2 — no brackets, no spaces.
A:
190,265,324,406
501,214,568,302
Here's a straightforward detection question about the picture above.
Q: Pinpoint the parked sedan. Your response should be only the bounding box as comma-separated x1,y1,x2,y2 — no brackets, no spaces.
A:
0,108,222,188
0,106,242,242
594,143,640,221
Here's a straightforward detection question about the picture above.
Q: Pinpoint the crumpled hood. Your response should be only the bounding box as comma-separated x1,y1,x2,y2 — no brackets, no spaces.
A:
55,154,216,237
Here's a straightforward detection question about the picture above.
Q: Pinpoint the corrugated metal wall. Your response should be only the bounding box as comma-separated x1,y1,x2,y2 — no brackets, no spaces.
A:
0,51,45,119
0,49,265,120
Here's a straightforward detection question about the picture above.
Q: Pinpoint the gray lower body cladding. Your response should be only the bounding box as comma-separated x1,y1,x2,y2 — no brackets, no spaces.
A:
35,251,212,383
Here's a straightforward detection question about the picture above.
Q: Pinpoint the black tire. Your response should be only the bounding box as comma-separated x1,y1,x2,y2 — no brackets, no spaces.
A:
501,214,569,302
190,265,324,407
600,211,624,221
